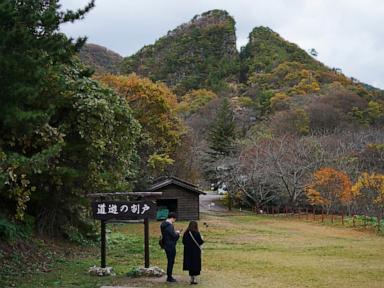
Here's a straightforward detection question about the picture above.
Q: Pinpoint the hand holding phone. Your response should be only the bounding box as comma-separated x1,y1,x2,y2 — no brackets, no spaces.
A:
176,228,183,234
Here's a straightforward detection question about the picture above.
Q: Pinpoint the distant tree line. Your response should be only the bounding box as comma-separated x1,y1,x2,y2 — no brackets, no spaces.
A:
209,128,384,221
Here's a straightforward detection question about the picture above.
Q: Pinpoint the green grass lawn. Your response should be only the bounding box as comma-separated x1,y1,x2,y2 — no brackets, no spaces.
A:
3,213,384,288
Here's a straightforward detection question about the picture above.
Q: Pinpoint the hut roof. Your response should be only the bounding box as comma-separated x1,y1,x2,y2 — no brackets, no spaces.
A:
148,176,206,195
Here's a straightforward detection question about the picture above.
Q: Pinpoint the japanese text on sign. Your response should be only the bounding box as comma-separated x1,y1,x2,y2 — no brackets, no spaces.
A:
91,201,155,220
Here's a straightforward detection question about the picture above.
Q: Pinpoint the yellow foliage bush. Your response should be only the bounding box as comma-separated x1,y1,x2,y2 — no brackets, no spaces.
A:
177,89,217,114
270,92,289,111
352,172,384,208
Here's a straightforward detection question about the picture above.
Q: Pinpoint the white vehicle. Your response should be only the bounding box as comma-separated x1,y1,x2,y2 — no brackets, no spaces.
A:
217,185,228,195
211,182,228,195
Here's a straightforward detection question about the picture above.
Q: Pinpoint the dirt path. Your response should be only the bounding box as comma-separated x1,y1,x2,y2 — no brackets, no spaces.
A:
199,192,227,213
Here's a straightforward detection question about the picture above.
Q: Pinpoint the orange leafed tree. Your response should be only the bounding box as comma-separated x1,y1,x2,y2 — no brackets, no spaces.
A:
97,73,184,172
305,167,353,214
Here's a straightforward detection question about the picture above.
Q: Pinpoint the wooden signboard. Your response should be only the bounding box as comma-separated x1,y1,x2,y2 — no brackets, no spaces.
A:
91,200,157,268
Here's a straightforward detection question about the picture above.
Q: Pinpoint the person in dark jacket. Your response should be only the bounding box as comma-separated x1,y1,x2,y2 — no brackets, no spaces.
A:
183,221,204,285
160,212,181,282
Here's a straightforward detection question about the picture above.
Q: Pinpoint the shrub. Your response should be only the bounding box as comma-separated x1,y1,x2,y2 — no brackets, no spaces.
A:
0,215,34,242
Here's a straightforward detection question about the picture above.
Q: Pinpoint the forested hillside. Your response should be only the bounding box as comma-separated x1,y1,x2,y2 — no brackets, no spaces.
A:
238,25,384,132
79,43,123,74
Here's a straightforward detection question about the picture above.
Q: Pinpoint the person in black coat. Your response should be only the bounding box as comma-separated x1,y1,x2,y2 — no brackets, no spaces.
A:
183,221,204,285
160,212,181,282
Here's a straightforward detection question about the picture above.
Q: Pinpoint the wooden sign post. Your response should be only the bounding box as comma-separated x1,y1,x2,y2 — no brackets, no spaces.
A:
144,218,149,267
91,200,157,268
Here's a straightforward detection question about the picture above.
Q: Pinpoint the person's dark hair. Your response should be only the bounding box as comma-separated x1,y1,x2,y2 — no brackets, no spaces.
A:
186,221,199,232
168,212,177,219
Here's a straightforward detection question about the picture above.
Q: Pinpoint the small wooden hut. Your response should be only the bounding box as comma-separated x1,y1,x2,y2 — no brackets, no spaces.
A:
148,176,206,220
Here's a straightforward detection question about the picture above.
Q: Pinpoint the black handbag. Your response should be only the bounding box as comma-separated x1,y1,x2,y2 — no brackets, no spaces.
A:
159,236,165,249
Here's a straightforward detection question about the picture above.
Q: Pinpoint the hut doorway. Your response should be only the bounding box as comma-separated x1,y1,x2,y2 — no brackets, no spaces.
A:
156,199,177,220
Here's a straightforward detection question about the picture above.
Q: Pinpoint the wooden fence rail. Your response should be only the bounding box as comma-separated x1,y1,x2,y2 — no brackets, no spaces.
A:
254,206,383,232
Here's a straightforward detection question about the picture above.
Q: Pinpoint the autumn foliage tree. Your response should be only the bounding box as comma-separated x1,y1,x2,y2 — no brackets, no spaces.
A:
306,168,353,214
98,74,184,186
351,172,384,220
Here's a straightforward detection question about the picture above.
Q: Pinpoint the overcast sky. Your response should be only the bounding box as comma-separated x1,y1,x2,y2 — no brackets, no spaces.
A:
60,0,384,89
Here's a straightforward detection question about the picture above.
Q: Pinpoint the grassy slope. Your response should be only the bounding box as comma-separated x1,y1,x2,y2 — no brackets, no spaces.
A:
6,213,384,288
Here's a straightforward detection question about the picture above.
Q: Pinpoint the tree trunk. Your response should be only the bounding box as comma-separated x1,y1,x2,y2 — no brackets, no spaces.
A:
321,208,324,222
227,193,232,211
377,213,382,232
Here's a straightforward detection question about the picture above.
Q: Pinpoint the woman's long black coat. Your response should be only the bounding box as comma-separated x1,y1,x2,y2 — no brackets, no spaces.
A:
182,230,204,274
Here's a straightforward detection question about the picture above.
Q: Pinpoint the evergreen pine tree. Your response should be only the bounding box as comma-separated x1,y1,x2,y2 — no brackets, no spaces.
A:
0,0,95,222
207,97,236,158
0,1,142,237
204,97,236,187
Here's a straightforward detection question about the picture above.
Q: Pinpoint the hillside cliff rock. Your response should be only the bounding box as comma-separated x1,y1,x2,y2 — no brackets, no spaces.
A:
121,10,240,94
240,26,325,80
